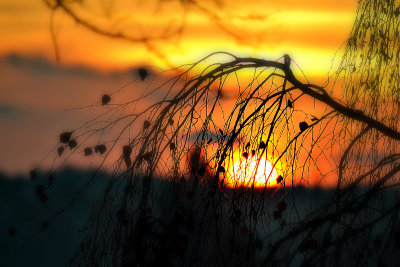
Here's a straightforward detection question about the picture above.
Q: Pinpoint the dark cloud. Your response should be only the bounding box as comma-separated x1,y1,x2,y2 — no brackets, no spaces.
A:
0,104,20,118
2,54,101,77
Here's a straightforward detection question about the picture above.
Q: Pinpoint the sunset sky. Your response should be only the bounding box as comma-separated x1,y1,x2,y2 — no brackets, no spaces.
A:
0,0,358,176
1,0,357,72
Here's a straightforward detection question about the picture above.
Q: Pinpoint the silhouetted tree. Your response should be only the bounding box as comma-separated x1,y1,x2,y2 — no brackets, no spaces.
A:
30,0,400,266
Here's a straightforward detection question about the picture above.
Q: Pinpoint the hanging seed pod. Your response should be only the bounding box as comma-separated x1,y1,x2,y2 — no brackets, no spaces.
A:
68,139,77,149
84,147,92,156
57,146,64,156
60,131,72,144
94,144,106,155
138,67,148,81
299,121,309,132
101,94,111,105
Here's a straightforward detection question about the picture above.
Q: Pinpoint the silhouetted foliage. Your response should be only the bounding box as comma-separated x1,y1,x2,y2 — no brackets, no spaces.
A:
84,147,92,156
101,94,111,105
94,144,106,155
57,146,64,156
19,1,400,266
299,121,308,132
68,139,77,149
138,67,148,81
59,131,72,144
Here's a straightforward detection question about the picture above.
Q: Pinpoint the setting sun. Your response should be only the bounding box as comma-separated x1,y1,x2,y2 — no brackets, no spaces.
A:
225,152,282,188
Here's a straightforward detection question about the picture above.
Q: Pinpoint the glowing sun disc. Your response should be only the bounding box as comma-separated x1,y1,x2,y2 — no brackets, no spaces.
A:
226,154,280,188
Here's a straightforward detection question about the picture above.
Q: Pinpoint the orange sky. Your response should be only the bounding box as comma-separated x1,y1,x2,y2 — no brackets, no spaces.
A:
0,0,357,73
0,0,358,179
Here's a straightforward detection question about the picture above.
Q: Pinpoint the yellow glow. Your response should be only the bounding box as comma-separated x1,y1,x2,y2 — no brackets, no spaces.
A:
0,0,357,73
225,152,283,188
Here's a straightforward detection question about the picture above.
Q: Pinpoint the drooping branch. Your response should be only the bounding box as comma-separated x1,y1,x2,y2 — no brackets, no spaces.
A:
210,56,400,142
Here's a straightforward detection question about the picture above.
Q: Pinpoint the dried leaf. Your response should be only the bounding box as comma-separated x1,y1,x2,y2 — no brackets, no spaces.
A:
94,144,106,155
68,139,77,149
138,67,148,81
60,131,72,144
101,94,111,105
84,147,92,156
57,146,64,156
299,121,309,132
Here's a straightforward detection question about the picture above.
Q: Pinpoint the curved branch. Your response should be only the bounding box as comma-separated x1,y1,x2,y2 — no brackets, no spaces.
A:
229,57,400,142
